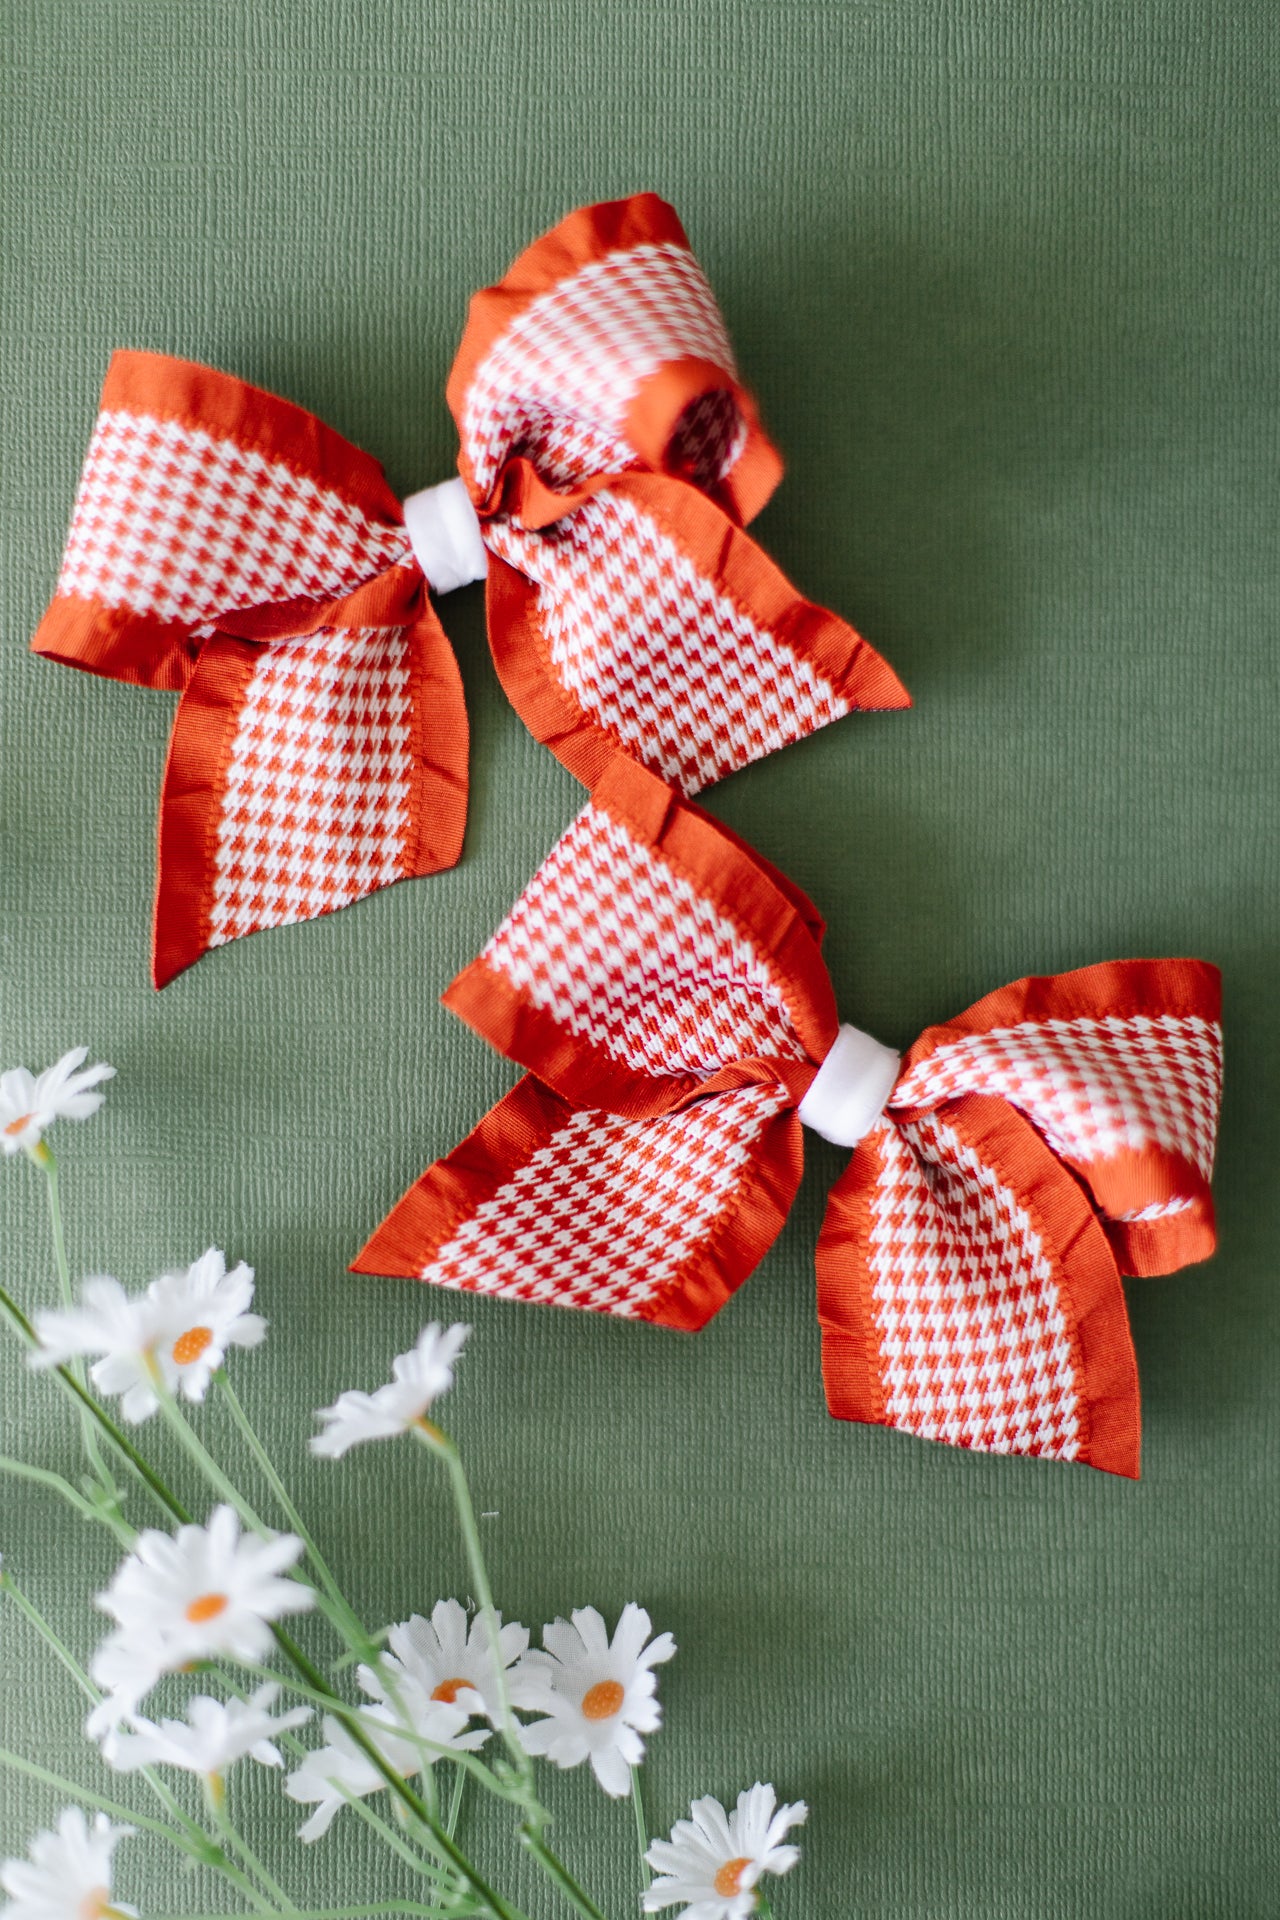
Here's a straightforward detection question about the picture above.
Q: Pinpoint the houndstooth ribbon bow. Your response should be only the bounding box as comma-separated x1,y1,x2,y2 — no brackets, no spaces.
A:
353,758,1223,1479
31,193,907,987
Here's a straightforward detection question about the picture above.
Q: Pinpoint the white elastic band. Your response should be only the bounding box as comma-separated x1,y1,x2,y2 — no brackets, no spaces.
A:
797,1022,901,1149
402,477,488,595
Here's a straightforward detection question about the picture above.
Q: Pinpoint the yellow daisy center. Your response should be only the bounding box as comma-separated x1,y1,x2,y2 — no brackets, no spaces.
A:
580,1679,624,1721
713,1858,752,1897
79,1887,112,1920
4,1113,33,1137
185,1591,229,1623
431,1677,471,1704
172,1324,214,1366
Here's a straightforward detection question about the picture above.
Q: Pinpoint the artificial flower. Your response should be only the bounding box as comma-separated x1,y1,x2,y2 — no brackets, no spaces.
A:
0,1807,135,1920
89,1506,311,1722
284,1712,420,1841
642,1783,807,1918
0,1048,114,1159
284,1667,480,1842
520,1604,676,1797
100,1684,310,1784
378,1600,541,1724
310,1323,469,1458
142,1249,266,1404
30,1251,265,1423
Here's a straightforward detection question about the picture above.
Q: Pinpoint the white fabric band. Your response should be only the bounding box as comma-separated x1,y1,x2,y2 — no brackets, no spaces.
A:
797,1022,901,1149
402,477,488,595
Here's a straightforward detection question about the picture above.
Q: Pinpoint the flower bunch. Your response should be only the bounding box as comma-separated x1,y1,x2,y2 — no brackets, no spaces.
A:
0,1051,807,1920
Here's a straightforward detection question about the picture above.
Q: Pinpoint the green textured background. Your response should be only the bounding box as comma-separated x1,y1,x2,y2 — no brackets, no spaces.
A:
2,3,1277,1914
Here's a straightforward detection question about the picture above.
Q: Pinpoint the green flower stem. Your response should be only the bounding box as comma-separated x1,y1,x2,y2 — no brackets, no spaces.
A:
269,1627,529,1920
0,1283,188,1523
520,1831,612,1920
38,1144,113,1496
151,1372,272,1528
0,1453,133,1546
343,1793,455,1887
412,1425,530,1788
146,1906,466,1920
214,1372,374,1656
755,1897,775,1918
446,1763,466,1841
0,1569,185,1828
630,1767,650,1885
204,1779,294,1913
150,1379,359,1647
0,1745,214,1858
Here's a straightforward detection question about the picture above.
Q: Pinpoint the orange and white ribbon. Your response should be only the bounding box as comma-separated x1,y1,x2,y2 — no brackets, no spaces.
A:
32,194,907,985
354,759,1223,1480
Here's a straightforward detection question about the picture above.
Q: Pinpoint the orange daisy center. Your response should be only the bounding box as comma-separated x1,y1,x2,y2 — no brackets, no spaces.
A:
185,1591,229,1623
172,1324,214,1366
431,1677,471,1705
4,1113,33,1137
580,1679,625,1721
79,1888,112,1920
713,1858,752,1897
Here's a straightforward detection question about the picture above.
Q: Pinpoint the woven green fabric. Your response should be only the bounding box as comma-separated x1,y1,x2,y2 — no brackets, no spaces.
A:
3,3,1277,1914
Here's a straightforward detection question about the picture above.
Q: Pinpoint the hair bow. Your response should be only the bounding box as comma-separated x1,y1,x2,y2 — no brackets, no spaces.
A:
32,194,907,986
353,758,1223,1479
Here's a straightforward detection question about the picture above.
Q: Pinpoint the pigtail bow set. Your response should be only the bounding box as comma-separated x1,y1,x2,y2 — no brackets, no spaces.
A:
34,195,1223,1475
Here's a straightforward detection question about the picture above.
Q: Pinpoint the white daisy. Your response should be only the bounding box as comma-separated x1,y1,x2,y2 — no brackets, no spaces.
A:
284,1669,479,1843
284,1713,420,1842
379,1600,541,1724
520,1604,676,1797
310,1323,470,1458
31,1251,265,1423
0,1049,114,1160
89,1507,311,1720
100,1684,310,1786
30,1278,158,1423
0,1807,135,1920
643,1783,807,1918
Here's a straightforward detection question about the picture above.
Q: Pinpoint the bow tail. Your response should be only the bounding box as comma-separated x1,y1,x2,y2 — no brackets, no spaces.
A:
352,1073,803,1331
817,1092,1141,1477
484,471,909,796
152,607,466,986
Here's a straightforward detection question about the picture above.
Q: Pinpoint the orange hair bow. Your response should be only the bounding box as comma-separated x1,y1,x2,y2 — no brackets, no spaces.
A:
354,758,1223,1479
32,194,907,985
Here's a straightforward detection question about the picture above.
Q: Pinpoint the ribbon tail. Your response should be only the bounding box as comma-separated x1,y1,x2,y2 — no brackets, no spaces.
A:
152,607,466,987
817,1094,1141,1478
352,1072,803,1332
483,471,909,797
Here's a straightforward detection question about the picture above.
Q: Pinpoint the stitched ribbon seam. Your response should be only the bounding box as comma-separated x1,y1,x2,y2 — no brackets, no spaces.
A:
31,193,908,986
352,758,1223,1481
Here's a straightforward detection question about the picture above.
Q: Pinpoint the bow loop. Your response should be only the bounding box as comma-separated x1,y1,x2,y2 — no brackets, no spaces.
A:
447,193,910,796
891,958,1223,1275
31,349,467,985
358,761,1224,1478
442,756,838,1114
448,194,780,525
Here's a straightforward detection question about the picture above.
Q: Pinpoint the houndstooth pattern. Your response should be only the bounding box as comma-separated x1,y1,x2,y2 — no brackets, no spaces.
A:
56,409,407,628
894,1014,1222,1182
419,1085,791,1315
487,491,849,793
483,802,808,1078
207,627,413,946
866,1113,1081,1460
462,240,739,495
